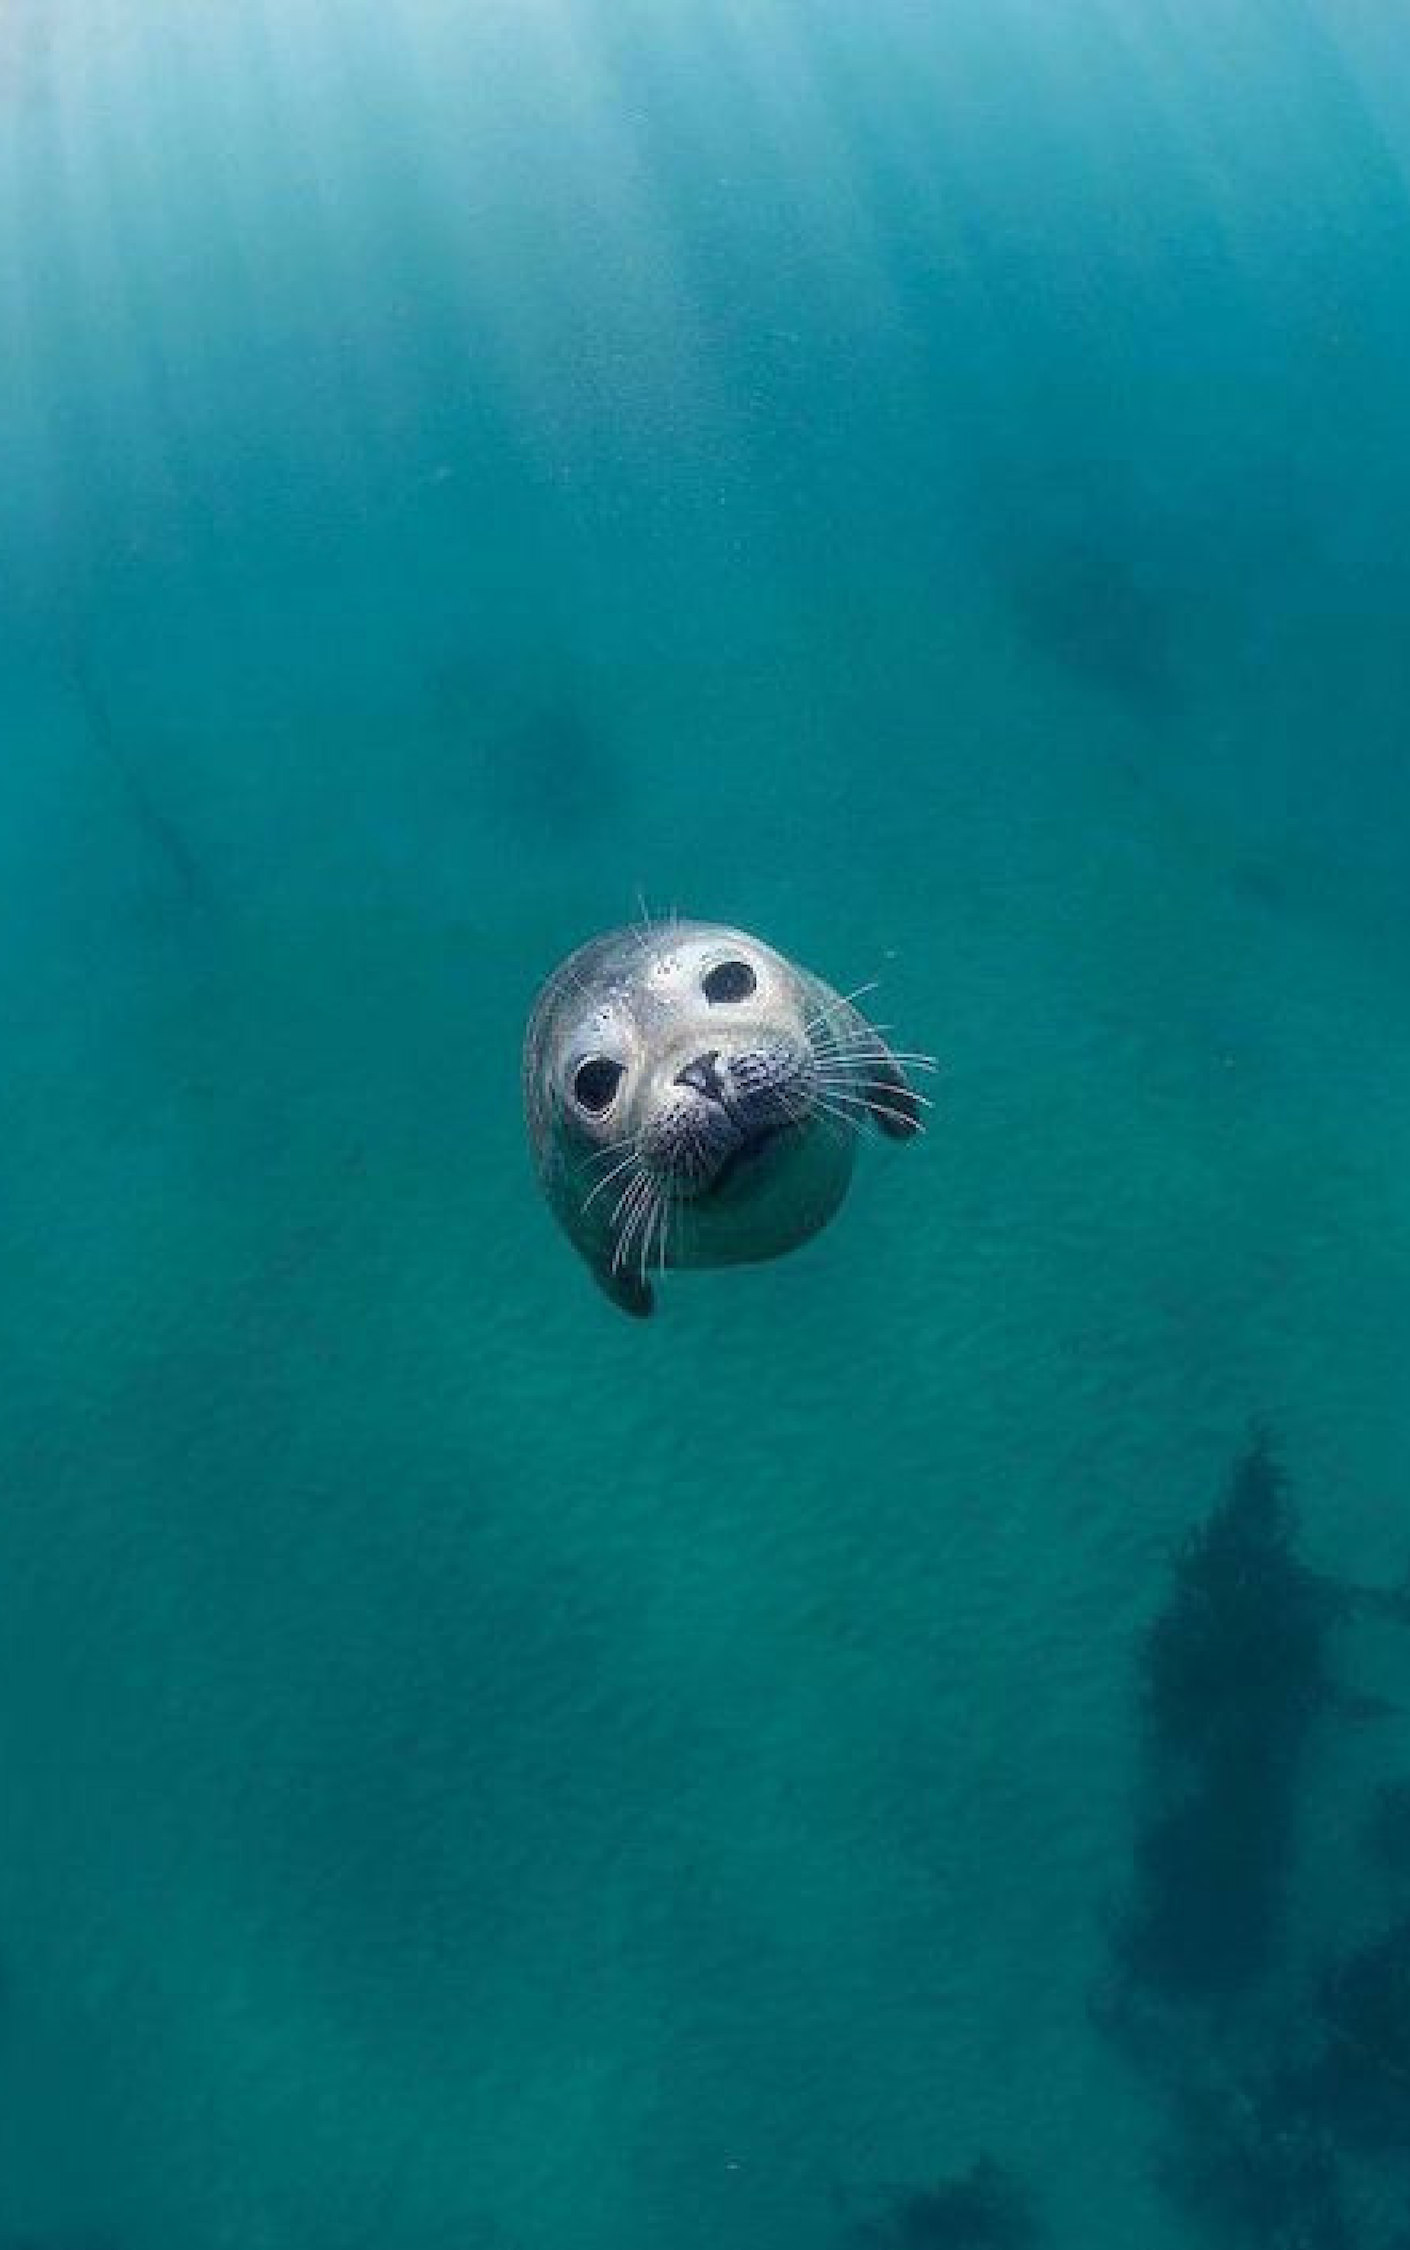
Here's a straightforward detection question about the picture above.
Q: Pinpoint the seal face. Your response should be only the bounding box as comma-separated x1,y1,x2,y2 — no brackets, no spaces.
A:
524,917,927,1317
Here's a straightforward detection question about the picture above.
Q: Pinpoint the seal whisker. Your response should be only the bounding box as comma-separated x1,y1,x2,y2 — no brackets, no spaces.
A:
776,1086,813,1132
814,1076,916,1114
652,1174,674,1282
815,1051,940,1082
811,1107,865,1141
631,1171,657,1279
685,1119,711,1192
665,1172,684,1274
808,1108,861,1145
583,1133,639,1172
815,1031,938,1057
812,1033,940,1072
640,1182,668,1288
612,1173,654,1274
819,1052,941,1078
815,1072,935,1110
633,887,668,949
561,961,601,1011
624,1171,657,1245
628,1190,651,1284
809,1057,931,1084
609,1165,646,1225
819,1086,929,1136
610,1167,651,1238
879,1106,928,1134
804,979,882,1036
632,1181,665,1285
581,1149,641,1217
801,1089,867,1137
582,1131,639,1172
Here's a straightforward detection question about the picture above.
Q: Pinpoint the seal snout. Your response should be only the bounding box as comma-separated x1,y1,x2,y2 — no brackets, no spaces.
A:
674,1050,727,1103
648,1037,815,1201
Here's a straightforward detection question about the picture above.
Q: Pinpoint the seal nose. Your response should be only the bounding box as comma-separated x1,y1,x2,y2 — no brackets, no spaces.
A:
675,1050,726,1103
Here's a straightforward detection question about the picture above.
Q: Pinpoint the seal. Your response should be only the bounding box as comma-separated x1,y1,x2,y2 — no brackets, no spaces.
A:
523,916,929,1317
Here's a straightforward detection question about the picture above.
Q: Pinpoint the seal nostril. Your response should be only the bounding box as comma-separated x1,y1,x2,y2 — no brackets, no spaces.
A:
675,1051,725,1102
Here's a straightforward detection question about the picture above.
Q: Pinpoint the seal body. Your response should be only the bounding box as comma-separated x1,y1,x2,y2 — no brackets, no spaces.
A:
523,918,922,1317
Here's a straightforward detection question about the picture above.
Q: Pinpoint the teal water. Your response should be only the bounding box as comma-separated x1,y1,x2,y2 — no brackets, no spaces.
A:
3,5,1410,2245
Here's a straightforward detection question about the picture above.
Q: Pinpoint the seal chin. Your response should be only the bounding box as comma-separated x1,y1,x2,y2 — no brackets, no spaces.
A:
648,1093,811,1202
694,1115,801,1199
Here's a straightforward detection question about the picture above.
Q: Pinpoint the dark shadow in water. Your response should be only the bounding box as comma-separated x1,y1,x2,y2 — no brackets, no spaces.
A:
1289,1913,1410,2159
842,2160,1040,2249
949,372,1323,726
1096,1425,1410,2250
428,659,626,849
1108,1426,1338,2007
996,527,1183,722
1158,2069,1359,2250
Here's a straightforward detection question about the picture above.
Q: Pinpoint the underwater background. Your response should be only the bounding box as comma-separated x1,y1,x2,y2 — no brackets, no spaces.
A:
3,3,1410,2245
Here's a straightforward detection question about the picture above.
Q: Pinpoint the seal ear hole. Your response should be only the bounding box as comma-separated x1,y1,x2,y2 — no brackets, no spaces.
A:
703,959,756,1004
573,1056,624,1114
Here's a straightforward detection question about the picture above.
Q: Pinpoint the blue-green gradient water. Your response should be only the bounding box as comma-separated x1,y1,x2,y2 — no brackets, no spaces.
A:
3,4,1410,2245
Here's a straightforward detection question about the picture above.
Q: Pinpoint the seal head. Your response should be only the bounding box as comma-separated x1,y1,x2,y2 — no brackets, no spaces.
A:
523,918,924,1317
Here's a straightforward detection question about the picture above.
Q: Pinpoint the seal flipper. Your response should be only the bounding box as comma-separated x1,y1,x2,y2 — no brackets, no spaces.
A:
590,1255,655,1319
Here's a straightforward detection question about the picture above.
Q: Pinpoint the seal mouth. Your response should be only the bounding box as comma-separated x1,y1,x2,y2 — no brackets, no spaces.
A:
641,1043,817,1202
698,1116,798,1198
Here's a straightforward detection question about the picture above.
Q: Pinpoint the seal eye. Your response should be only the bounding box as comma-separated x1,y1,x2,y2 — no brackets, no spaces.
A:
572,1056,624,1114
703,959,756,1004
